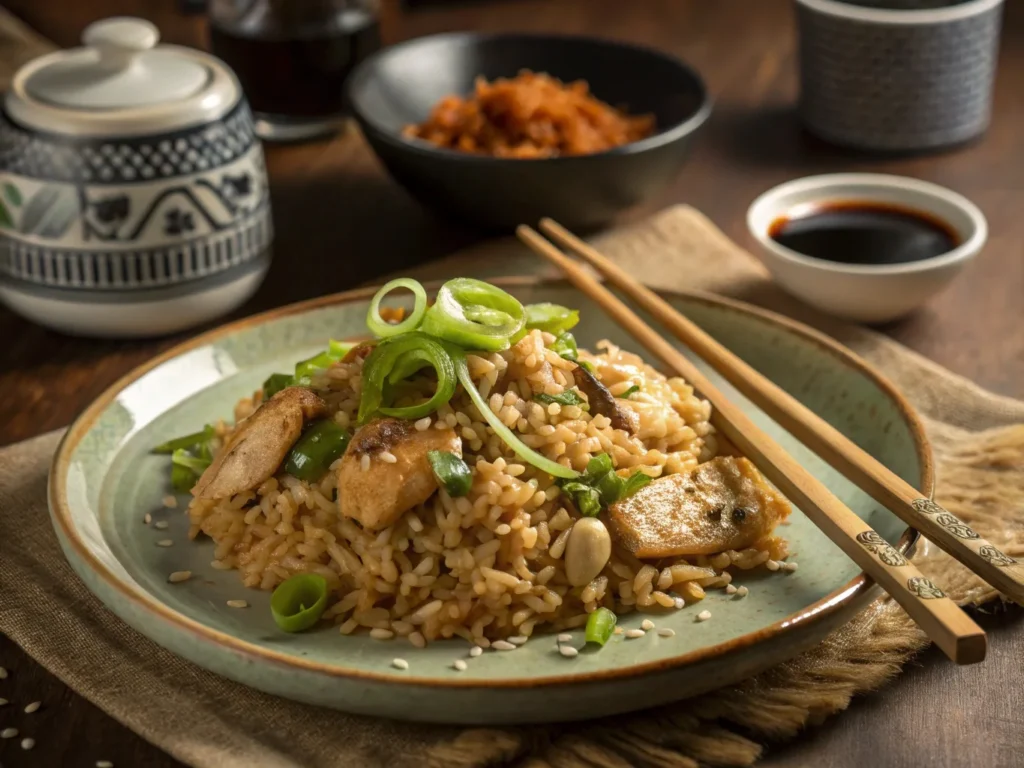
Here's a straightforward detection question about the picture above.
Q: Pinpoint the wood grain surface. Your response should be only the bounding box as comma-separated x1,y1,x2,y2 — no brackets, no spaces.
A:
0,1,1022,767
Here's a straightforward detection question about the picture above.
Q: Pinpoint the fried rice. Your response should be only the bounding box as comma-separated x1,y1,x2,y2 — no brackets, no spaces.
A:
187,330,788,647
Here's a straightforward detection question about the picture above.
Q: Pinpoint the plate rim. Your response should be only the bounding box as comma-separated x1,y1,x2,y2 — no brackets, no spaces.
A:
49,276,930,689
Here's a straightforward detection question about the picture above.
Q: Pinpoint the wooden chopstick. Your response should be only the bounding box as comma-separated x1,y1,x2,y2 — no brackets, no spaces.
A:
538,217,1024,608
517,224,987,665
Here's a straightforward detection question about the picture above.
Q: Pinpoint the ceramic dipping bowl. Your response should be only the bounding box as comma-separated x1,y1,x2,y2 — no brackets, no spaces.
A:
746,173,987,324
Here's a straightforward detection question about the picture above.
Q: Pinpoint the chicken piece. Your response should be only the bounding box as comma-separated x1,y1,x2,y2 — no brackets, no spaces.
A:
606,456,790,558
572,364,639,434
338,417,462,531
193,387,327,500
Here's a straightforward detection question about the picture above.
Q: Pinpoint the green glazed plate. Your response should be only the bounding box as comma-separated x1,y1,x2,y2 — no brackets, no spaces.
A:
49,277,929,724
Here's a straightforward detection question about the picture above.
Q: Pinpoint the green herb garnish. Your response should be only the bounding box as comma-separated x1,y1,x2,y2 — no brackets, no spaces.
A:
534,390,587,408
617,385,640,399
427,450,473,497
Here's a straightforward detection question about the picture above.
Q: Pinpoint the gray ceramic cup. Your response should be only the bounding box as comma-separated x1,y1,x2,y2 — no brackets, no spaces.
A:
795,0,1005,152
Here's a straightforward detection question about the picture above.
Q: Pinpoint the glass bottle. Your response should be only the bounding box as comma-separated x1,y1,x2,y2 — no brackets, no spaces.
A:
208,0,381,142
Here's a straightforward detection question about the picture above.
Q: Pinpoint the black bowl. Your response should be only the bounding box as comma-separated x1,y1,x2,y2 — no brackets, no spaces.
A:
347,33,711,231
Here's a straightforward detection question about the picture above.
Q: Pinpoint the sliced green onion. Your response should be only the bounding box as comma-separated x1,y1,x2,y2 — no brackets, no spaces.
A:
271,573,329,633
427,450,473,497
153,425,214,455
449,345,578,480
285,420,351,481
358,332,457,424
617,385,640,399
329,339,356,358
550,332,579,362
367,278,428,338
421,278,525,351
585,607,617,646
263,373,294,399
595,471,624,507
524,303,580,335
534,390,587,408
560,481,602,517
171,462,198,493
171,448,211,475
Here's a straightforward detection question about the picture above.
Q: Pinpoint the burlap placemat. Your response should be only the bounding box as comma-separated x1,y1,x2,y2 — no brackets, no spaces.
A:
1,206,1022,768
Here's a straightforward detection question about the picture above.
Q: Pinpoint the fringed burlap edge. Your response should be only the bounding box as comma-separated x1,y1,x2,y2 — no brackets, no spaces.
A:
425,422,1024,768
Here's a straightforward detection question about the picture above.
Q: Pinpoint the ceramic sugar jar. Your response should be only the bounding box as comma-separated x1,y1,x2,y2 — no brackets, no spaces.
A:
0,17,272,337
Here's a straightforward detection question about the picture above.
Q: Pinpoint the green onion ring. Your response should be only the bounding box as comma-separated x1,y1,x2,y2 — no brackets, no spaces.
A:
358,332,457,424
421,278,526,351
271,573,329,633
524,303,580,335
585,607,617,646
367,278,428,338
448,345,578,480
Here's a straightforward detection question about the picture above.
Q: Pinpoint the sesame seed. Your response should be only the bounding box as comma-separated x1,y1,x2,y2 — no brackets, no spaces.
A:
495,524,512,535
379,450,398,464
559,645,579,658
1,728,17,738
21,737,35,750
369,628,394,640
0,667,7,679
414,417,432,431
673,597,685,610
625,629,645,639
143,513,152,525
785,561,799,573
360,454,371,472
557,633,573,643
24,701,41,714
162,495,178,508
508,635,529,645
640,619,655,631
392,658,409,670
168,571,192,584
154,520,169,530
492,640,517,651
766,559,781,572
736,586,749,598
226,599,248,608
725,584,738,595
452,659,467,671
697,610,712,622
657,628,676,638
97,762,114,768
156,539,174,547
469,646,483,657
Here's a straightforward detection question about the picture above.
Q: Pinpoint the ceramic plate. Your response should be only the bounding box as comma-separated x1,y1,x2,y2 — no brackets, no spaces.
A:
49,278,929,724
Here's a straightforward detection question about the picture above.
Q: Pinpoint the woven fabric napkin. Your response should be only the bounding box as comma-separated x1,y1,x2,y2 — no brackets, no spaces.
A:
1,206,1022,768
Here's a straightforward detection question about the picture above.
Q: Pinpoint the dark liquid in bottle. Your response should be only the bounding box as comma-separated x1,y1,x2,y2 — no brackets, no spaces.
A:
768,202,960,266
209,8,381,119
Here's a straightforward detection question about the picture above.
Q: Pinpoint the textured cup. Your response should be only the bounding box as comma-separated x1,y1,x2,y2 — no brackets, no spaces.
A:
795,0,1004,152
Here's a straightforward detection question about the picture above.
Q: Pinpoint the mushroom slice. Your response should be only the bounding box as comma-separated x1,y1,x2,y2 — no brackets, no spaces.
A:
606,456,790,558
572,364,639,434
192,387,327,500
338,417,462,532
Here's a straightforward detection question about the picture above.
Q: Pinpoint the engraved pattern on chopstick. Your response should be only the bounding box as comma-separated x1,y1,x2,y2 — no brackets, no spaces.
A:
935,513,980,540
855,531,908,567
978,545,1017,567
907,577,946,600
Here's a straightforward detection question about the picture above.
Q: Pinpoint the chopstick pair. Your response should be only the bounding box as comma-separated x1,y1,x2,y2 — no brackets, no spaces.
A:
517,220,1021,665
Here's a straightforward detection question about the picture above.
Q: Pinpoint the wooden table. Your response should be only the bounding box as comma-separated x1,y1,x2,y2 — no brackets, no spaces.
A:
1,1,1022,767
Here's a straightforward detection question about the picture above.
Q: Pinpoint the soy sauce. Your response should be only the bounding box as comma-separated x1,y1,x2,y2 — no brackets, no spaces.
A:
768,202,960,266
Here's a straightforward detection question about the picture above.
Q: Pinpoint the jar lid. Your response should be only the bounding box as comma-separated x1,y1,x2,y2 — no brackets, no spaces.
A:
6,17,241,137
